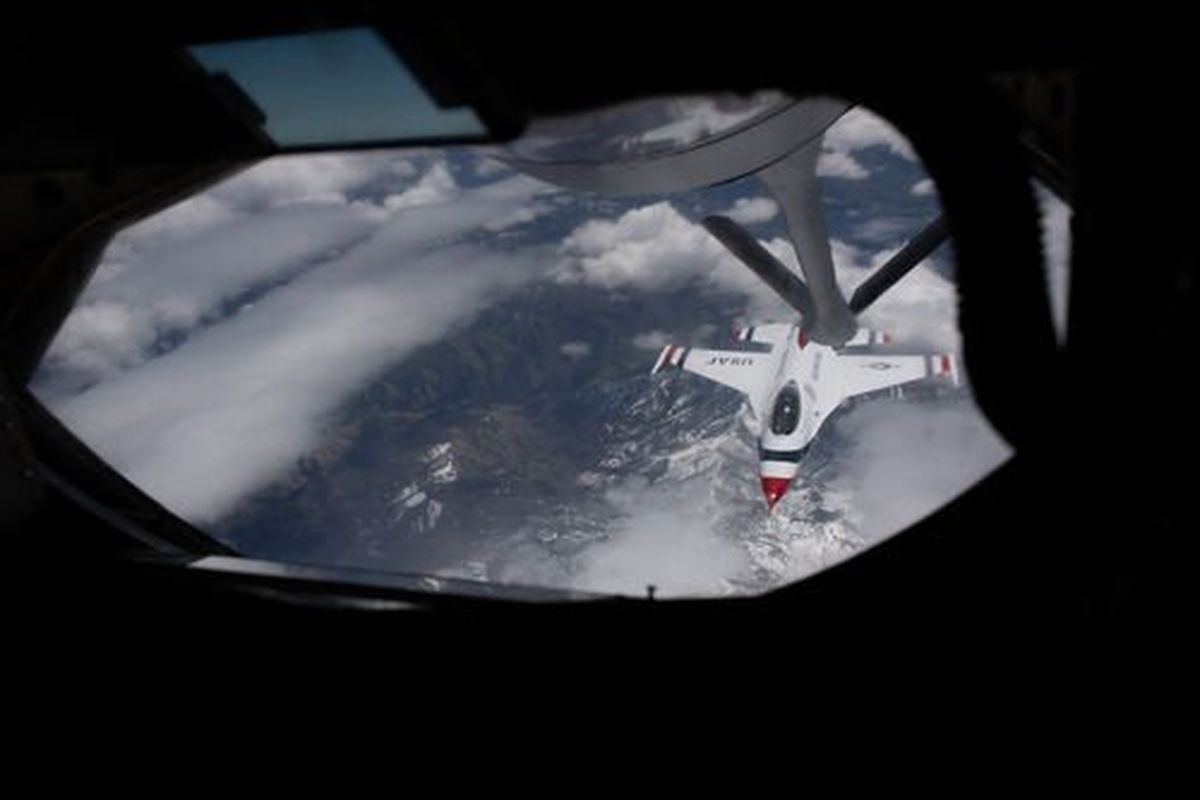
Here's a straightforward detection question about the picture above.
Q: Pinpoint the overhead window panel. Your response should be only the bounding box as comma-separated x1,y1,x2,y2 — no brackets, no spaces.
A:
188,28,486,147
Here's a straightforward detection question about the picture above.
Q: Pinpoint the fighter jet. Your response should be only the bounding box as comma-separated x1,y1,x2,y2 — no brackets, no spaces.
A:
651,321,959,510
503,96,957,509
647,169,955,510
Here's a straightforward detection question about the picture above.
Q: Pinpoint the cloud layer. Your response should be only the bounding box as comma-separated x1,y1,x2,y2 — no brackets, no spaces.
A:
568,479,750,597
44,204,377,391
720,196,779,226
836,241,962,352
39,158,557,523
553,201,794,320
819,106,918,180
827,398,1010,543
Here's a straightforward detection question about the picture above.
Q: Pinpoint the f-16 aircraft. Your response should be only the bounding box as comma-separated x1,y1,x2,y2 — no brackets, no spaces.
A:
652,321,959,510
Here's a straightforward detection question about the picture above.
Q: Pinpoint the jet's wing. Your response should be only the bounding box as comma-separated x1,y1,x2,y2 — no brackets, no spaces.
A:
837,353,960,400
732,323,794,349
652,345,775,418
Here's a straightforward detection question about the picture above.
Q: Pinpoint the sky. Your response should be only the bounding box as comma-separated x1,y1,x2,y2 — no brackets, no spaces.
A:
31,102,1071,597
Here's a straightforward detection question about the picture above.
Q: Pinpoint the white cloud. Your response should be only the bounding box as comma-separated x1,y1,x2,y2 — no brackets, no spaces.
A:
46,155,471,394
632,330,671,350
394,170,553,234
817,106,917,182
212,152,405,210
483,203,552,232
555,202,725,290
38,170,555,525
852,217,911,245
389,159,420,180
830,237,867,275
121,193,241,249
554,201,792,319
832,238,960,352
559,341,592,359
721,196,779,225
474,157,512,179
41,301,155,384
911,178,936,196
817,150,870,180
554,196,961,351
41,204,378,390
827,398,1010,543
121,153,427,250
823,106,917,160
476,178,563,231
383,161,459,211
555,478,749,598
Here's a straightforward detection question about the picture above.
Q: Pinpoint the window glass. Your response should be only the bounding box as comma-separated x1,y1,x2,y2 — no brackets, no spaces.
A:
188,28,486,146
33,101,1039,598
770,383,801,435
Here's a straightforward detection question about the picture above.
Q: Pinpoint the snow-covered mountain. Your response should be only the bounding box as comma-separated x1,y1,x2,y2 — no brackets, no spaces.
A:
210,273,980,597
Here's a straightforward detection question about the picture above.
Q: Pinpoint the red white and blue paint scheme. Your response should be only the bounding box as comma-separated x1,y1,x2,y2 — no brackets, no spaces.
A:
652,325,959,510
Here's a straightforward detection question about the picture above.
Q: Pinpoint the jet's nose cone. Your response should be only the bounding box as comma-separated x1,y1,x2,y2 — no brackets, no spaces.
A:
761,477,791,511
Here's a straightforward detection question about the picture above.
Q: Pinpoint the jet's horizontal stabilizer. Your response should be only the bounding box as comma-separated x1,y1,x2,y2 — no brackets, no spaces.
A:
844,328,895,347
703,215,815,319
